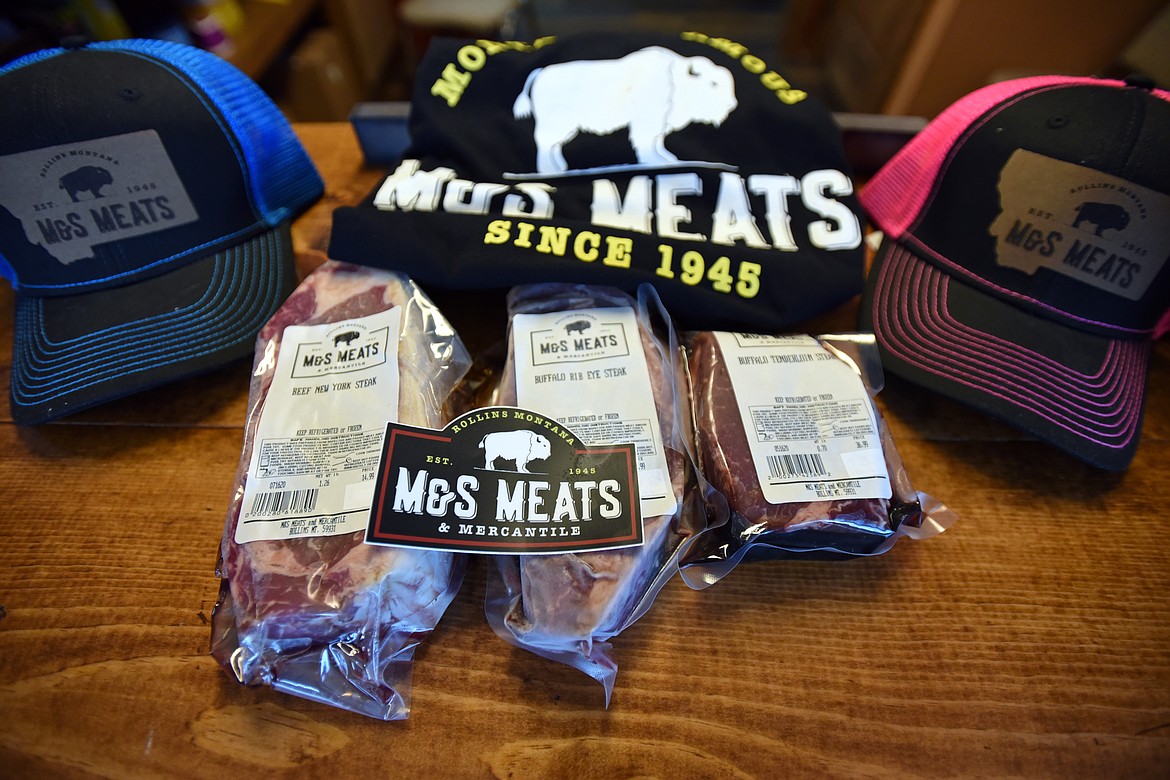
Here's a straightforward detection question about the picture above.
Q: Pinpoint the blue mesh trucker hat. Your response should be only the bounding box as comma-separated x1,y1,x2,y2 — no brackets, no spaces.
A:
0,39,323,423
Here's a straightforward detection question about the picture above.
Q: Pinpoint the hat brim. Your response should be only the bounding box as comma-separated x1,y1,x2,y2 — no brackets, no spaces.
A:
10,223,298,424
861,236,1149,471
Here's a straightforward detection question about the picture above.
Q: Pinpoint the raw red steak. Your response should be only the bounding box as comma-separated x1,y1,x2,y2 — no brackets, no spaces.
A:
486,284,698,698
688,330,921,555
211,261,470,720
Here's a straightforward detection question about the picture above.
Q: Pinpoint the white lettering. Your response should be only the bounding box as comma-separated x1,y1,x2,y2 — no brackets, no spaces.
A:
502,182,555,219
748,174,800,250
373,159,455,211
443,179,508,215
591,176,652,233
380,160,860,253
454,474,478,519
425,477,455,515
551,481,579,523
526,480,549,522
393,467,427,514
656,173,704,242
599,479,622,519
712,171,769,248
496,480,525,521
801,169,862,250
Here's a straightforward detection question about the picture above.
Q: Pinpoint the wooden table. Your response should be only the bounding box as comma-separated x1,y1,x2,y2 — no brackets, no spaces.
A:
2,123,1168,778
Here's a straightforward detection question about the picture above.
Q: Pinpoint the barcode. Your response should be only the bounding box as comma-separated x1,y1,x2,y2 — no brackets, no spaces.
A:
767,453,829,479
250,488,319,517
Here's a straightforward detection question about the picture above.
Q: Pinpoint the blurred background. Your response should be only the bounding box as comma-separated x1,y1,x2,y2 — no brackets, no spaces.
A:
1,0,1167,122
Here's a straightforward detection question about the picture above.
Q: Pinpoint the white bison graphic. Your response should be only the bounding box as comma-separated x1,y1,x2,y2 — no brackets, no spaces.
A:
480,429,552,473
513,46,738,175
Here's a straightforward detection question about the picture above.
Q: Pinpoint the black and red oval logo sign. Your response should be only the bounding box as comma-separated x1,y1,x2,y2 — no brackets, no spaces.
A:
365,406,642,554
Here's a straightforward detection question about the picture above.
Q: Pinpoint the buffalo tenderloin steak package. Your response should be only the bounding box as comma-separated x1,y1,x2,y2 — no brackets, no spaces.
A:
484,283,709,703
680,332,956,588
329,31,865,332
210,261,472,720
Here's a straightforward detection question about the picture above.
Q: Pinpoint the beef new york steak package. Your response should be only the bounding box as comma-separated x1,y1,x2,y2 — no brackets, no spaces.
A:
329,31,865,332
484,283,709,703
211,261,472,720
679,332,956,588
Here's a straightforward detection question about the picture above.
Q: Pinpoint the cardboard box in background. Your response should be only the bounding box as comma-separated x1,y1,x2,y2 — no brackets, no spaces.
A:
1117,3,1170,86
325,0,399,94
821,0,929,115
788,0,1168,118
284,26,363,121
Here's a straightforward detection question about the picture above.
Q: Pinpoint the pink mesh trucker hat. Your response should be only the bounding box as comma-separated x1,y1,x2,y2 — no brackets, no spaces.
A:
860,76,1170,471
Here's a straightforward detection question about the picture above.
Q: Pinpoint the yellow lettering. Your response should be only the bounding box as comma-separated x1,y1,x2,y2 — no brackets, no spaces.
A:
761,72,791,91
741,55,766,74
484,219,511,245
514,221,536,248
536,225,572,256
707,37,748,58
603,236,633,268
476,39,512,55
431,64,471,107
476,36,557,54
678,32,808,105
480,221,636,272
456,45,486,71
574,231,600,262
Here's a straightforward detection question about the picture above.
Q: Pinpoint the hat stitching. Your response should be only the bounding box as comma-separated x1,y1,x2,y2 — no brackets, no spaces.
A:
873,244,1144,446
11,234,284,400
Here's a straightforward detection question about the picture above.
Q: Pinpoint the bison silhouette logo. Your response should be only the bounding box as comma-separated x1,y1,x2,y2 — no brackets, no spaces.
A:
1072,201,1130,237
512,45,738,176
333,330,361,347
564,320,591,335
59,165,113,202
479,429,552,473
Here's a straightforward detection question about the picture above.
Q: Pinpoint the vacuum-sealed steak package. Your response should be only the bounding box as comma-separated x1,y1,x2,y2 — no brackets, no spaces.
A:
680,331,955,588
211,261,472,720
484,283,704,703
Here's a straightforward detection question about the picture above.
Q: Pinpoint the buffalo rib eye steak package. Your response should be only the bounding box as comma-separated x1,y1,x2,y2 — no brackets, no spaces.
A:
484,283,707,703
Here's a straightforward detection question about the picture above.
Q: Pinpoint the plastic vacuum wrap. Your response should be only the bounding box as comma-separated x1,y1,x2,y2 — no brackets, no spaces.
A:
484,283,705,703
680,331,955,588
211,261,471,720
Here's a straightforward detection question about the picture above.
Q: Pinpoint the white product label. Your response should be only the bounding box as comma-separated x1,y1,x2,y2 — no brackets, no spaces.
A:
513,306,676,518
235,308,402,543
714,332,890,503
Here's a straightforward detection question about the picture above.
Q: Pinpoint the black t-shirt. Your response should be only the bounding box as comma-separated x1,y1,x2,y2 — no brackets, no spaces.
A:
330,31,865,331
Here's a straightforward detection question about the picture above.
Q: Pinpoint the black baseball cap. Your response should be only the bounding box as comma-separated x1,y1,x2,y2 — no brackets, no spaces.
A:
330,31,865,331
860,76,1170,470
0,39,323,423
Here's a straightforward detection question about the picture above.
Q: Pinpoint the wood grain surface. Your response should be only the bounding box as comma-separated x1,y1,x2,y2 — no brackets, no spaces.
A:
0,123,1167,779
